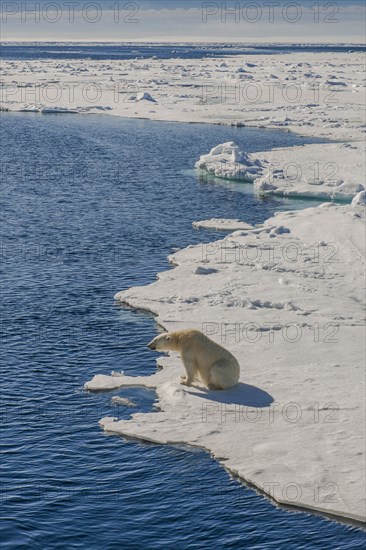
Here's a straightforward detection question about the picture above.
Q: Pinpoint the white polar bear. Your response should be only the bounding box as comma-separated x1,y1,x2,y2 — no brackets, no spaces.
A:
147,329,240,390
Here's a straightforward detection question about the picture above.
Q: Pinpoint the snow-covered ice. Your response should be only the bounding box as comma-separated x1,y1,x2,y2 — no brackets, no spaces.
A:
193,219,255,231
111,396,137,407
86,203,365,523
1,50,364,143
195,142,264,182
352,190,366,206
2,49,365,201
255,143,365,201
136,91,156,103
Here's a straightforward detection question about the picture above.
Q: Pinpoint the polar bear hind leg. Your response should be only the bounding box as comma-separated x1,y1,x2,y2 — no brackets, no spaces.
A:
209,360,238,390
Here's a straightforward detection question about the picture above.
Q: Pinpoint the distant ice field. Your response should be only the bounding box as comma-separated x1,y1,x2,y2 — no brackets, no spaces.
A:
1,42,365,61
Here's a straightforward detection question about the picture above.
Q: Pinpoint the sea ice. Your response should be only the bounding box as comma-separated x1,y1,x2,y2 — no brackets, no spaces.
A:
111,396,137,407
88,204,366,524
193,219,255,231
195,142,265,182
136,92,156,102
352,190,366,205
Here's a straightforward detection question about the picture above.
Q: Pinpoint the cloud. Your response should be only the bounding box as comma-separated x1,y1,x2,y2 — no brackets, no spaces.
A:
1,1,365,42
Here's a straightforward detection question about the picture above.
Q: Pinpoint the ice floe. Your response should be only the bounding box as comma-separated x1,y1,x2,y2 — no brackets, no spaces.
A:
88,203,365,524
195,142,265,182
352,190,366,206
193,219,255,231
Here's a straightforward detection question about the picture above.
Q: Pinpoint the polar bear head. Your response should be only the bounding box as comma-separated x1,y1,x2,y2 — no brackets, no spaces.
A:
147,329,205,353
147,332,178,352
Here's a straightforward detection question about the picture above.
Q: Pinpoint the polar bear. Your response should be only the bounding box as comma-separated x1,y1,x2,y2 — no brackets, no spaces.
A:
147,329,240,390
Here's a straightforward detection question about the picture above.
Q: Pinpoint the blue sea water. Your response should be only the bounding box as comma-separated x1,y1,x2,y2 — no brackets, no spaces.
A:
1,42,365,62
1,112,365,549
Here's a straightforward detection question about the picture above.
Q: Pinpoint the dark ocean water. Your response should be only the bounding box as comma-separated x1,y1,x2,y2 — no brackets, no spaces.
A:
0,112,365,548
1,42,365,61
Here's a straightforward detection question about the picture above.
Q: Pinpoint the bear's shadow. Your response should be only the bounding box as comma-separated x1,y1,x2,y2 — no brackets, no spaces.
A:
188,382,274,408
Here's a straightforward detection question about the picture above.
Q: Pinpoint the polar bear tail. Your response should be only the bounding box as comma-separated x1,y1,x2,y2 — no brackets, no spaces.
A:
209,359,240,390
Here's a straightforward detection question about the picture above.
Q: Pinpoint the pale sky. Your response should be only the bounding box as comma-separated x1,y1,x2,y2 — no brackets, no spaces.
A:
1,0,365,43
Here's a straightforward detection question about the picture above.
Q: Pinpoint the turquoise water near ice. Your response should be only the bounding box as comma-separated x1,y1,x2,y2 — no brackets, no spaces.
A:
1,113,365,548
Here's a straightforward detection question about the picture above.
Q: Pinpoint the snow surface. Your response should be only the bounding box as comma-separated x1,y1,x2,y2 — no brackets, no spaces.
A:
352,191,366,206
193,219,255,231
255,143,365,201
136,92,156,103
195,141,264,181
